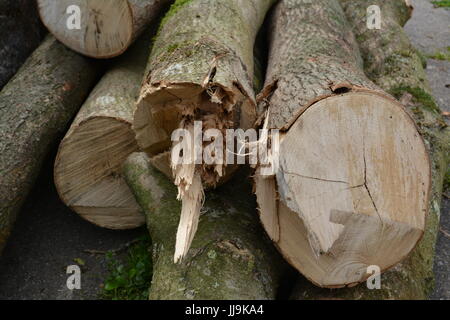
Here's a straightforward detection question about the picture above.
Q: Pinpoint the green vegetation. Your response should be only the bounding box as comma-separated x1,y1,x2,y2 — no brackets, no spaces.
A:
389,86,441,114
431,1,450,8
156,0,193,38
101,234,153,300
427,47,450,61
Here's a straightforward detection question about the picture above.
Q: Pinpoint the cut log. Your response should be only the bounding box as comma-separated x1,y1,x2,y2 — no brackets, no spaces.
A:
291,0,450,299
254,0,431,288
54,38,153,230
0,36,101,253
0,0,46,89
37,0,171,58
123,152,286,299
133,0,276,262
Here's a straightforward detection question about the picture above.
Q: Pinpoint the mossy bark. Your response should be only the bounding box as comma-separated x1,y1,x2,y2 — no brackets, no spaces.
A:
123,153,286,300
134,0,276,157
0,36,101,254
0,0,46,89
339,0,427,91
291,0,450,300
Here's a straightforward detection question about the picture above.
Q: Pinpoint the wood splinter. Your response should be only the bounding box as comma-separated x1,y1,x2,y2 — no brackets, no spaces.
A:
133,0,276,262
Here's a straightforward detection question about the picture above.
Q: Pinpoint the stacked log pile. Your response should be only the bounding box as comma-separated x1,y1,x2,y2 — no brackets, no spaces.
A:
0,0,448,299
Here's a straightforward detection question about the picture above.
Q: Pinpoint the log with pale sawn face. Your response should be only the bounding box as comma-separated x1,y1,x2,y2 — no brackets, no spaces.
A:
254,0,431,288
290,0,449,299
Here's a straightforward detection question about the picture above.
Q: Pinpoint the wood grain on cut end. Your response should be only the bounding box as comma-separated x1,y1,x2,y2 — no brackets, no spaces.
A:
254,172,280,242
37,0,170,58
38,0,134,58
54,37,151,230
55,117,143,229
258,92,430,287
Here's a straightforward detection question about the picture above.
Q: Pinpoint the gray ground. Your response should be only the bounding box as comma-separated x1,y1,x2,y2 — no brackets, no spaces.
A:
0,0,448,300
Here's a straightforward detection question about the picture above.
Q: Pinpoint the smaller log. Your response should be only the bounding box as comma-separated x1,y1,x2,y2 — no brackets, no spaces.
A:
37,0,171,58
290,0,450,300
0,0,46,89
54,38,152,230
0,36,101,254
123,153,286,300
254,0,431,288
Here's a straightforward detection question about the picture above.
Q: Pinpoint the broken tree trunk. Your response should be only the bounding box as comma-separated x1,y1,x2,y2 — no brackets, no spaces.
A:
0,35,101,254
254,0,431,288
290,0,450,299
0,0,46,89
123,152,285,300
54,37,153,230
37,0,171,58
133,0,276,263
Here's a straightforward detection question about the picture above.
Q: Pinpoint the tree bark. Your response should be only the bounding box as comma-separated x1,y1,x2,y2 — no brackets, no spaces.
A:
54,38,154,230
133,0,276,262
37,0,171,58
123,153,286,300
134,0,275,167
0,35,101,254
291,0,450,299
0,0,46,89
254,0,431,288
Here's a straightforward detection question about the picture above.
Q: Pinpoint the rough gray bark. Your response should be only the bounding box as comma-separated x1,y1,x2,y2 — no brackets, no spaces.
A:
258,0,381,130
0,36,101,254
339,0,425,91
0,0,46,89
123,153,286,299
291,0,450,299
54,37,152,230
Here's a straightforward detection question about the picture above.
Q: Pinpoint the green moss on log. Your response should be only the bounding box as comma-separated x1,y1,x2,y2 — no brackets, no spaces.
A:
123,153,287,300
